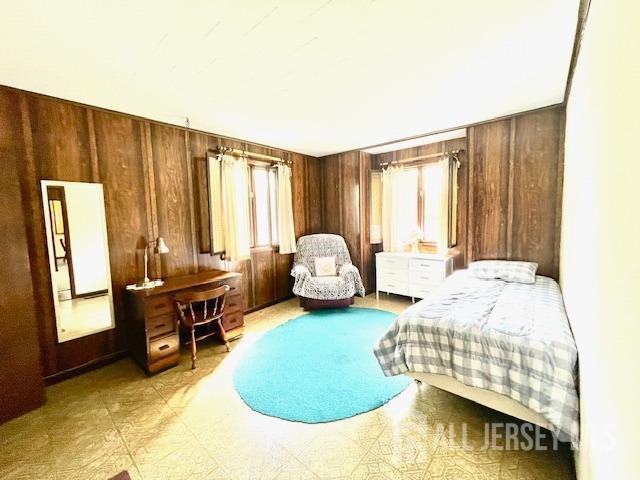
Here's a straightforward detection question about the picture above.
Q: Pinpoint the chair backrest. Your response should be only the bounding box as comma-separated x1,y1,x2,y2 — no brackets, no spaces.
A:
293,234,353,275
174,285,230,324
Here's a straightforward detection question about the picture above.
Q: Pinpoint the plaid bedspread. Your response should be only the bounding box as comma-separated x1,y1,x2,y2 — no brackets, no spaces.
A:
373,270,579,444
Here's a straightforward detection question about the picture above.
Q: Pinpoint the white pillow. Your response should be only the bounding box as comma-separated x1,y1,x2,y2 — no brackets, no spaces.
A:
314,256,337,277
468,260,538,284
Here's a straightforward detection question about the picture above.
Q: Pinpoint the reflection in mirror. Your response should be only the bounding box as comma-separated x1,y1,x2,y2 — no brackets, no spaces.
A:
41,181,115,343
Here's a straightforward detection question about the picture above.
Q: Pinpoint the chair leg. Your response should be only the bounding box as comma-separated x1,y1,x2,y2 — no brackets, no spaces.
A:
217,318,230,352
190,326,197,369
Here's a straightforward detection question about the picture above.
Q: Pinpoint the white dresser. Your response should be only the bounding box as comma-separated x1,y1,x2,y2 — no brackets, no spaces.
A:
375,252,453,302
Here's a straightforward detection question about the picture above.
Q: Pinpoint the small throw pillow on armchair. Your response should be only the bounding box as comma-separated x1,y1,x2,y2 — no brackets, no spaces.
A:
314,256,337,277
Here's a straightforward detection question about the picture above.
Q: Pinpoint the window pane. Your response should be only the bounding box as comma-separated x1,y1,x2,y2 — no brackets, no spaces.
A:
252,168,271,246
422,164,443,242
396,168,419,244
269,169,278,245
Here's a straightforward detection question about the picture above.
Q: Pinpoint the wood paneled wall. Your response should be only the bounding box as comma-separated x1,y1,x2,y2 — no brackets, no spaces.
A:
323,106,565,292
0,85,322,383
0,81,563,422
319,151,380,293
0,88,45,421
467,108,564,278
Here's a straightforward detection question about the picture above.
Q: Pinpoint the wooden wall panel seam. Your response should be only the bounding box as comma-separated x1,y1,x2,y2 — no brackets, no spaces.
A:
320,158,325,230
506,117,516,258
141,122,159,277
271,250,277,300
304,156,311,235
466,126,476,262
358,153,366,277
184,130,199,273
86,110,100,183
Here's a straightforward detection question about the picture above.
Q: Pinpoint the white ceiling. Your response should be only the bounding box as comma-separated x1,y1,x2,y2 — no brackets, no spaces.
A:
0,0,579,157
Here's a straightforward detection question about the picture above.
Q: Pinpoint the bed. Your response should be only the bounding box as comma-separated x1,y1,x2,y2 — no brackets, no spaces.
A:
373,267,579,444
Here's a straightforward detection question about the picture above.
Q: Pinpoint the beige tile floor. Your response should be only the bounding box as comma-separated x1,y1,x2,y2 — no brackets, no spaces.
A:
0,294,575,480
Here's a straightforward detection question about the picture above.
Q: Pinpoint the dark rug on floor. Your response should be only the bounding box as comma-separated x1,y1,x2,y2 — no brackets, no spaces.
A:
109,471,131,480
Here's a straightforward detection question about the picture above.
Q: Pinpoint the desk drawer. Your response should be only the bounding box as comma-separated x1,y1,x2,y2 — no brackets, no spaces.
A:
146,313,176,339
211,276,241,293
225,279,242,297
148,333,179,363
224,294,243,314
144,295,173,318
222,311,244,331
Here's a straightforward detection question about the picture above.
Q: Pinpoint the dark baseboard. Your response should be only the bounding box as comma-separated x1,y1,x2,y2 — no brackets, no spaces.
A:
44,350,129,385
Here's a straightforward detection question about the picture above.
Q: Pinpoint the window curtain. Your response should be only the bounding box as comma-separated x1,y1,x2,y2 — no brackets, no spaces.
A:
220,154,251,261
208,155,225,253
381,165,405,252
449,158,459,246
276,164,297,254
437,156,459,254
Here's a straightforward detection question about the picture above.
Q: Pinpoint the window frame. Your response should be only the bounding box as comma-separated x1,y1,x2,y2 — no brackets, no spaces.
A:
389,159,457,250
419,160,458,249
248,162,279,249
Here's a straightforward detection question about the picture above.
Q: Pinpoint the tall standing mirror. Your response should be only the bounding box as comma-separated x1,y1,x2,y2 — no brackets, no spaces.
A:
41,180,115,342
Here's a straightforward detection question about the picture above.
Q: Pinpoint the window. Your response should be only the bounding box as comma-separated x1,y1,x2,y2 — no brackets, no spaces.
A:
387,161,457,247
394,168,420,245
422,163,443,243
250,165,278,247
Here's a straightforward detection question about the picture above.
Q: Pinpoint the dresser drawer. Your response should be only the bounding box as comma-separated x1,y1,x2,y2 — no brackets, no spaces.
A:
146,313,176,339
377,255,409,271
409,259,445,274
378,270,407,283
409,269,443,286
144,294,174,318
377,279,409,296
410,285,435,299
222,311,244,331
148,333,179,363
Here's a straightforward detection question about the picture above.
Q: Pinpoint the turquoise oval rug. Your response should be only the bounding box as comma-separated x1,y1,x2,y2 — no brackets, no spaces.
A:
233,307,410,423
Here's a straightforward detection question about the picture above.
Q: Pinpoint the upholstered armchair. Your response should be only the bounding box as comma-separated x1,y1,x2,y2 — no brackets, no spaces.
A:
291,234,365,309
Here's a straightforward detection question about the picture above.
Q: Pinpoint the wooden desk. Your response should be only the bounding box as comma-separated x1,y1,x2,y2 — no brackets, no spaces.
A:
125,270,243,374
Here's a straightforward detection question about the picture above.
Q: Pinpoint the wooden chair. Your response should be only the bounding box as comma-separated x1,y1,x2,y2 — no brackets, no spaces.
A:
174,285,230,369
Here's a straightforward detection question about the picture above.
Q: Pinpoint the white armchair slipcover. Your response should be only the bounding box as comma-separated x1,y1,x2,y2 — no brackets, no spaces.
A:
291,234,365,300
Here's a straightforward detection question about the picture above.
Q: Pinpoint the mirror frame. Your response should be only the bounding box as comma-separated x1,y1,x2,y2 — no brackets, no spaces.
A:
40,180,116,343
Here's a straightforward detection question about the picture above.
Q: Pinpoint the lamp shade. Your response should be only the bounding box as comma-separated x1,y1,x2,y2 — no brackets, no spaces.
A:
154,237,169,254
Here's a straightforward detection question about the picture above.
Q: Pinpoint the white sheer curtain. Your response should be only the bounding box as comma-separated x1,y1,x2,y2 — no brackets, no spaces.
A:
437,156,459,254
208,155,225,253
220,154,251,261
276,164,297,254
449,157,459,246
382,166,419,252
